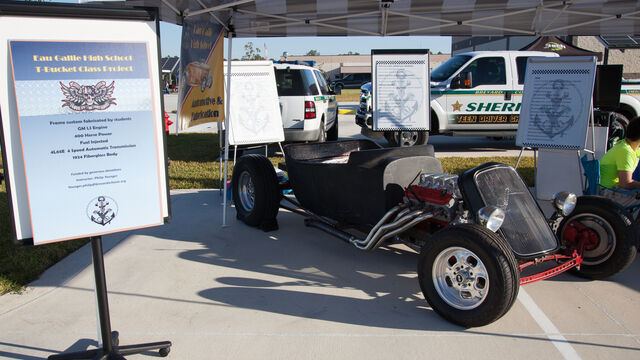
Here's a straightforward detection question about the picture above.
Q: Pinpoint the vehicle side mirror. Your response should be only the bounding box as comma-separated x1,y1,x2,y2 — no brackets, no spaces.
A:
451,71,472,89
332,85,341,95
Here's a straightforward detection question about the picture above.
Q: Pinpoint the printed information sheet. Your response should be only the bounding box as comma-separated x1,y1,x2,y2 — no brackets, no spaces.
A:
372,50,429,131
516,56,597,150
9,41,164,244
224,61,284,145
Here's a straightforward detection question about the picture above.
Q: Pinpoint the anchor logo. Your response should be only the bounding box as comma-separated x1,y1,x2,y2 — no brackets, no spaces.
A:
235,81,270,134
533,79,580,139
382,68,421,123
87,196,118,226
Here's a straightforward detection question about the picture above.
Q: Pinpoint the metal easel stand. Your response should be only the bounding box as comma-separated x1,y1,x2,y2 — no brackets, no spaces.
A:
48,236,171,360
514,146,536,169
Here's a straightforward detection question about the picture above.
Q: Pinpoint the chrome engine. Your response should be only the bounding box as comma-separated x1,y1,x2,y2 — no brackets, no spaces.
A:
407,173,468,224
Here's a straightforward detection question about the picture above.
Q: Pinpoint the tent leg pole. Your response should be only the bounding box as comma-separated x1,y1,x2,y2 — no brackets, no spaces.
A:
590,100,596,156
218,122,223,193
222,27,233,227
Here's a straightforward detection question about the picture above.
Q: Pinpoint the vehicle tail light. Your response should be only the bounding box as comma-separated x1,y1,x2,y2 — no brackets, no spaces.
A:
304,101,316,119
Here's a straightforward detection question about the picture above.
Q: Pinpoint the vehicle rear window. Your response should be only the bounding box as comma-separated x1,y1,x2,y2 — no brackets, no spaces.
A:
301,69,319,95
275,69,314,96
314,70,330,95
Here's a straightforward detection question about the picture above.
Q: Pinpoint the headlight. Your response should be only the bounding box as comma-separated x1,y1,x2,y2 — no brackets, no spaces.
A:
553,191,577,216
477,206,505,232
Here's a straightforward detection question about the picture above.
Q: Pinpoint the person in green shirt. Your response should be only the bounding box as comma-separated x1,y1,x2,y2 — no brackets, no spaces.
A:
599,116,640,212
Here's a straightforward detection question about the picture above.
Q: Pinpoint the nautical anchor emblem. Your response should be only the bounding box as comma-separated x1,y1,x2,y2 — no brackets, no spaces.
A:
236,81,270,134
533,79,579,139
87,196,118,226
384,69,420,121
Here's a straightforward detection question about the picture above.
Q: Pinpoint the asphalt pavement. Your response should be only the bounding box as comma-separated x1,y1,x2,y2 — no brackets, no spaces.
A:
1,189,639,359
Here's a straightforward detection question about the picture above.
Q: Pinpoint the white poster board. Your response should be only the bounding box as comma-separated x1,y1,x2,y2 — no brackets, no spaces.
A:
0,14,169,245
371,50,430,131
516,56,597,150
536,126,609,200
223,61,284,145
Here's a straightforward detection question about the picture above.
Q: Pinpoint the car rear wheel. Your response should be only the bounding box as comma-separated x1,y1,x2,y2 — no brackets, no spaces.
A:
327,116,339,141
232,154,280,231
556,196,637,279
317,120,327,142
417,224,519,327
386,130,428,147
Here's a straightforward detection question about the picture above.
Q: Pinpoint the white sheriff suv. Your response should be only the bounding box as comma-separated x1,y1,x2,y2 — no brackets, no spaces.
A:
356,50,640,147
274,63,339,142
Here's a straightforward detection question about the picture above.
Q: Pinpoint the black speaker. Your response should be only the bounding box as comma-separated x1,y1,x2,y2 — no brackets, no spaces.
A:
593,64,623,109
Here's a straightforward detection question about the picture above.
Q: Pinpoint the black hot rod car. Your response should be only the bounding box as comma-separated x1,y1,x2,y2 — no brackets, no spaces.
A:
231,139,637,327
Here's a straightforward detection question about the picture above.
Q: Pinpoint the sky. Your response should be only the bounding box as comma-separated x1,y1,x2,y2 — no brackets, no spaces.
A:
159,21,452,59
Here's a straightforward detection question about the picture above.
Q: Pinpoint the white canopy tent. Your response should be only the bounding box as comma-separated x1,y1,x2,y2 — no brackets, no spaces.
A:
79,0,640,224
97,0,640,37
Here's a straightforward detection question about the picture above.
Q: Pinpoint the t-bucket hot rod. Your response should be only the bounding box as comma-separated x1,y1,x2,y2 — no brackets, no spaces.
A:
231,139,637,327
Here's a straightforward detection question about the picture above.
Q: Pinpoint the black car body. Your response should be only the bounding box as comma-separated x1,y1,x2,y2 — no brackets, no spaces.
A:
231,140,638,327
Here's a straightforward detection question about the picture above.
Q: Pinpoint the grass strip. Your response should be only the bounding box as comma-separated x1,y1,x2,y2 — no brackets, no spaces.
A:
335,89,361,103
0,133,535,294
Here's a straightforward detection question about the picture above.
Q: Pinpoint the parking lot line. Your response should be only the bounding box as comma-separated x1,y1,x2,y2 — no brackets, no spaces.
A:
518,287,582,360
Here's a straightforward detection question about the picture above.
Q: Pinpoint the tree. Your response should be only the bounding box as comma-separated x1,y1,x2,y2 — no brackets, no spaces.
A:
242,42,264,60
306,49,320,56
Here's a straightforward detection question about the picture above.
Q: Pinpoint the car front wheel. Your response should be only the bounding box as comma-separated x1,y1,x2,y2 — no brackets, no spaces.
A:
386,130,428,147
417,224,519,327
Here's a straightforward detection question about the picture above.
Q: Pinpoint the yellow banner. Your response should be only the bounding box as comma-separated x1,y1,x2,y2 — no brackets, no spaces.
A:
178,20,224,129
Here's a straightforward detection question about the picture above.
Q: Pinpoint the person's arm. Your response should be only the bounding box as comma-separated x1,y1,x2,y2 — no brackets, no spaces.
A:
617,170,640,190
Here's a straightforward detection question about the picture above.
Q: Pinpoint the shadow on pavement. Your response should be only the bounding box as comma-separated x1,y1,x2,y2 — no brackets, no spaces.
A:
131,190,460,332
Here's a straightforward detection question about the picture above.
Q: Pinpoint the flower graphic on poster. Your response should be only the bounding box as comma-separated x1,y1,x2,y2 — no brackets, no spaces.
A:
60,80,116,111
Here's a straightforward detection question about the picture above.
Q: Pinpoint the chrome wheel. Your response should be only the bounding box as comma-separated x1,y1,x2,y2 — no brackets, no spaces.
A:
432,246,489,310
238,171,255,211
395,131,418,147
